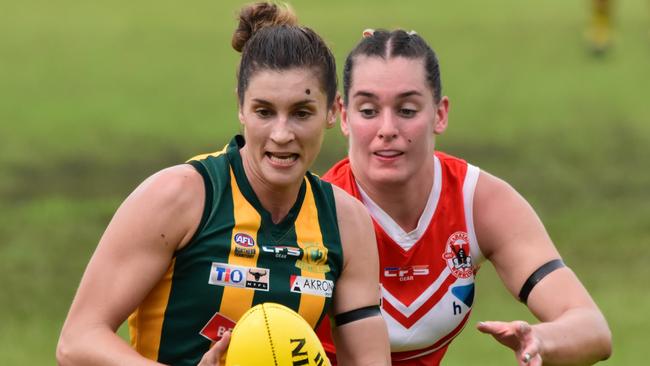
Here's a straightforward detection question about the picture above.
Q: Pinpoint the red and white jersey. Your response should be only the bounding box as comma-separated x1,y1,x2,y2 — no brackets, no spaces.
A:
316,152,485,365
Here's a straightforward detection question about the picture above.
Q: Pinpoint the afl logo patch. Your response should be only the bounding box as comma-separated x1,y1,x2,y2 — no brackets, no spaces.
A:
442,231,473,279
234,233,255,247
233,233,256,258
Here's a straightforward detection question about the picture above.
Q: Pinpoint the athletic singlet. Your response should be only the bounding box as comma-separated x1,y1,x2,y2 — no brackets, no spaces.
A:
316,152,485,366
129,135,343,365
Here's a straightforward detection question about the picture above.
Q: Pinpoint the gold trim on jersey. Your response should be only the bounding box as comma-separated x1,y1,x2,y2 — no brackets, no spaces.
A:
128,258,176,360
217,167,262,321
186,144,228,162
294,178,328,328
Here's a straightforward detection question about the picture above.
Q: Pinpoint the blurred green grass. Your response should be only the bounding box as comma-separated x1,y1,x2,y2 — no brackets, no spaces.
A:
1,0,648,364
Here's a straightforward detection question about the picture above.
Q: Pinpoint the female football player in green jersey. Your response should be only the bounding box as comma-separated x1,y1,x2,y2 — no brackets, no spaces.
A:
56,3,390,365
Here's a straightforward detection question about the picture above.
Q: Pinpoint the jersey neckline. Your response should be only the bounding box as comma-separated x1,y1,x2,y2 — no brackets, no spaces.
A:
356,155,442,251
226,135,307,236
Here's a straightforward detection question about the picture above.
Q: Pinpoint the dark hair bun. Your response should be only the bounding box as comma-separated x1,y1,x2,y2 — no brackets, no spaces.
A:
232,2,298,52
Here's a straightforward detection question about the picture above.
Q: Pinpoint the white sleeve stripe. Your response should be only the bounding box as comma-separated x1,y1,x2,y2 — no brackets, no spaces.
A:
463,164,484,265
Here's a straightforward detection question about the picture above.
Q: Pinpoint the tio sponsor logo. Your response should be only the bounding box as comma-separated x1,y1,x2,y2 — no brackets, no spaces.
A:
384,265,429,281
210,264,246,287
208,263,270,291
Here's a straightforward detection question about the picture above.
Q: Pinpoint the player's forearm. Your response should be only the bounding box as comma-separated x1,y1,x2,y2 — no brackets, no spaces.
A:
333,316,391,366
534,307,611,365
57,326,163,366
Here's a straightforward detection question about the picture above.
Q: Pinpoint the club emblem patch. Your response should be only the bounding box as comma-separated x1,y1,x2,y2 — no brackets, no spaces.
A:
442,231,473,279
295,244,330,273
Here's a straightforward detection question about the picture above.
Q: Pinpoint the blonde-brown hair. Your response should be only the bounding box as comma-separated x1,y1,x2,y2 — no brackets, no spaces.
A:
232,2,337,106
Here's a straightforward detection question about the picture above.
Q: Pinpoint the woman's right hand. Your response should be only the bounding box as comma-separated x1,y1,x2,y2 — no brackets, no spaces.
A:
197,332,231,366
477,320,542,366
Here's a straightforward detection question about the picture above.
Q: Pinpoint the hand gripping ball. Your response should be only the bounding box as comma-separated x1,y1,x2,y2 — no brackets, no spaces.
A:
225,302,331,366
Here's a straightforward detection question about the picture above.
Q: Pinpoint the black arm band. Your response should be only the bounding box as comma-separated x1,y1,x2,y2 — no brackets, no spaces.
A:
518,259,566,304
334,305,381,327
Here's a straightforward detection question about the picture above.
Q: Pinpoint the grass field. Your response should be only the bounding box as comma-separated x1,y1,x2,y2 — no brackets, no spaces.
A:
1,0,649,364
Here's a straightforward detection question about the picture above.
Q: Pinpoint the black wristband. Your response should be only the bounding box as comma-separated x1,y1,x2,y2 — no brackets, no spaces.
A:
334,305,381,327
518,259,566,304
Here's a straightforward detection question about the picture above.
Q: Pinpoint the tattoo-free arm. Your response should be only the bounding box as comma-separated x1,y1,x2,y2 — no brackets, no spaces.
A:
329,187,391,365
475,171,611,365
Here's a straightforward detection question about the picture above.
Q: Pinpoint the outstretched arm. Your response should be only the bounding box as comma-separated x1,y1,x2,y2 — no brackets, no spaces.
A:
474,171,611,366
329,187,391,365
57,165,205,365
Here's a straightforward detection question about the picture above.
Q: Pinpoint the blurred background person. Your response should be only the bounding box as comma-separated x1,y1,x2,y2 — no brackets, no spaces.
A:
587,0,614,54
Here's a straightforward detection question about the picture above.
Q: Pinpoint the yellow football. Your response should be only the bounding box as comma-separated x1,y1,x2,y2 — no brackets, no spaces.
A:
225,302,331,366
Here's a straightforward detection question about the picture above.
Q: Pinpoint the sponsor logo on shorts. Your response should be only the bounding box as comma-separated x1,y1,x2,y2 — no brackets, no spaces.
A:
290,275,334,297
208,263,270,291
200,312,235,342
442,231,473,279
383,265,430,281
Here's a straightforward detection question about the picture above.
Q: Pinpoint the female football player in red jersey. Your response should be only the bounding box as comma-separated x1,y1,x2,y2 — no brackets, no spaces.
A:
316,29,612,366
56,4,390,366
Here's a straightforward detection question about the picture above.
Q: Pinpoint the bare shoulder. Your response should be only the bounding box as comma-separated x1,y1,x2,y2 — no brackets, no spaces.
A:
472,170,522,231
331,185,373,232
474,170,545,256
331,185,376,258
136,164,204,205
331,184,364,211
474,170,517,203
119,163,205,250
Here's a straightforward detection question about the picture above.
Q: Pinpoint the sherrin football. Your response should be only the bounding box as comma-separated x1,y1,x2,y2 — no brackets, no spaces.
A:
225,302,331,366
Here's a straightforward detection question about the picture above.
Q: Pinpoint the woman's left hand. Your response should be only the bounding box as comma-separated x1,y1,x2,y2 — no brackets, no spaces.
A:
477,320,542,366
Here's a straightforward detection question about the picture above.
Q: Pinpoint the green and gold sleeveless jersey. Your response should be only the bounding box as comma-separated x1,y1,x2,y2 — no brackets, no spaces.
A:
128,135,343,365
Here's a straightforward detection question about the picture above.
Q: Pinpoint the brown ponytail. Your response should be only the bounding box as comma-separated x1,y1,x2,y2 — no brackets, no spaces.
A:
232,2,337,107
232,2,298,53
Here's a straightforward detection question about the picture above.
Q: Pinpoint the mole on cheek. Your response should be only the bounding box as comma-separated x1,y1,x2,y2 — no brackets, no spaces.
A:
305,89,311,95
408,139,412,143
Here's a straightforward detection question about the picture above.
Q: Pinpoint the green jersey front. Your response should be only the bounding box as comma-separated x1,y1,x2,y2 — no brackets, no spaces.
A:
128,135,343,365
